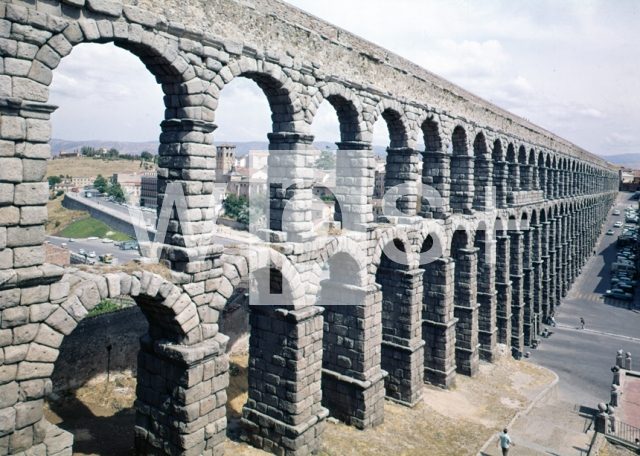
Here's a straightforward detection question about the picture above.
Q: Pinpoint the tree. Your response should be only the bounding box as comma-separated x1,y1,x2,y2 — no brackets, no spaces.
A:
107,182,125,201
47,175,61,188
315,150,335,170
81,146,96,157
140,151,153,161
223,194,247,219
107,148,120,159
93,174,108,193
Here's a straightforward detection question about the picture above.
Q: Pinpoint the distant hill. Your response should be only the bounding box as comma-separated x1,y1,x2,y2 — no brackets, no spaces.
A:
596,153,640,166
50,139,392,158
50,139,160,156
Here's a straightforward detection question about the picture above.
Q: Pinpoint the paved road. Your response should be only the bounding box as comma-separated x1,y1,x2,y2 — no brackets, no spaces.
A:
527,192,640,407
64,192,242,247
47,235,142,263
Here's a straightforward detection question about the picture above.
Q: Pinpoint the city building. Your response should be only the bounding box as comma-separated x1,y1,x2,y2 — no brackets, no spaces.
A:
54,150,81,159
113,172,143,201
71,175,94,187
140,172,158,207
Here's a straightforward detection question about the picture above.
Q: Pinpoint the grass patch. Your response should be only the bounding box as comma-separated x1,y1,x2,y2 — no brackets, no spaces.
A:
87,300,123,316
45,197,89,235
58,217,132,241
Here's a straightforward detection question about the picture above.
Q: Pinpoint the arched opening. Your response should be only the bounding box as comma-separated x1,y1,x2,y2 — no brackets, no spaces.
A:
520,211,534,347
43,40,175,455
376,108,418,218
475,223,497,361
421,233,456,388
518,146,531,191
472,132,492,211
310,93,365,230
529,149,538,190
420,118,446,217
508,214,525,357
450,228,479,375
320,250,385,428
506,143,519,196
494,217,512,347
538,151,546,199
376,238,424,405
450,126,473,213
212,77,272,231
492,139,507,209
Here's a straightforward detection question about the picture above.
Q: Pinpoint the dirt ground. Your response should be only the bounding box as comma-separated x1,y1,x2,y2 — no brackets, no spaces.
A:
45,196,89,235
45,355,555,456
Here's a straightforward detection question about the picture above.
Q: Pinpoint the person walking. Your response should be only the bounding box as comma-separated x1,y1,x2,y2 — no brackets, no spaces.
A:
581,317,585,329
497,428,515,455
548,311,556,327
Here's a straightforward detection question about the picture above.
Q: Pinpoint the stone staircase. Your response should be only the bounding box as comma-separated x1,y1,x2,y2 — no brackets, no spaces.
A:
481,400,596,456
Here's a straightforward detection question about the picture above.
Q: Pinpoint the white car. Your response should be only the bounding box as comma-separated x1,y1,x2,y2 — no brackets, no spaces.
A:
613,210,620,216
614,222,623,227
606,229,615,235
102,238,113,243
78,249,86,255
87,251,96,258
87,237,99,241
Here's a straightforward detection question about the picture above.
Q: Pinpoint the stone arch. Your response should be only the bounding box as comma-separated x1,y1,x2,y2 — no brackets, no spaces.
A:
506,143,519,192
450,226,479,376
472,131,492,210
314,235,368,288
16,267,222,456
312,82,366,142
420,115,444,152
215,57,303,133
449,125,473,213
372,226,417,271
370,99,412,148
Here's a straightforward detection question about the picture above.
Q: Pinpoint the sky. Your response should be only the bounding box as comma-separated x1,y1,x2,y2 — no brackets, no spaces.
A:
49,0,640,156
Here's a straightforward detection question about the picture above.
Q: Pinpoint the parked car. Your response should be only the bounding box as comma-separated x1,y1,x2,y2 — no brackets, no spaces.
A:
78,249,86,255
87,251,96,258
605,289,634,300
102,238,113,243
87,237,99,241
68,238,75,242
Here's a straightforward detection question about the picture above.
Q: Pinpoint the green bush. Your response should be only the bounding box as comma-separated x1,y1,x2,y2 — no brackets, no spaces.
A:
88,300,123,316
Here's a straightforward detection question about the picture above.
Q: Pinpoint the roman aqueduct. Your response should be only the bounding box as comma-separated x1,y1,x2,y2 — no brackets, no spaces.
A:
0,0,619,454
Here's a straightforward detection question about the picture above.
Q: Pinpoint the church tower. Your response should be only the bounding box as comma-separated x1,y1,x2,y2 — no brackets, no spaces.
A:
215,143,236,183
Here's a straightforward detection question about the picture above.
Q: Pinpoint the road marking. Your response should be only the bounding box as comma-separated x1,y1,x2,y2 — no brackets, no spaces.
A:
555,324,640,342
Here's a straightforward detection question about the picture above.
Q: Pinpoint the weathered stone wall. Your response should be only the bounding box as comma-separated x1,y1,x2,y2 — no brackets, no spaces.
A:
50,305,147,391
0,0,620,455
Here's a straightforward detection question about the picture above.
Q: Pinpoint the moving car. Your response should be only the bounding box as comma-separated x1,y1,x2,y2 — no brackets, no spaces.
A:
613,210,620,216
102,238,113,243
87,237,99,241
614,221,623,227
68,238,75,242
606,229,615,235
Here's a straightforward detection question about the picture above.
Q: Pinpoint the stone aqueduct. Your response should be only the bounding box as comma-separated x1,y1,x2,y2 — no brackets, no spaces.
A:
0,0,619,455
